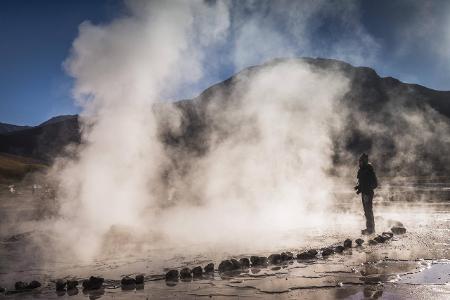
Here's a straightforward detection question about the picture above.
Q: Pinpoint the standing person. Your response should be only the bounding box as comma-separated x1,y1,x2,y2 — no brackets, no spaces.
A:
354,153,378,234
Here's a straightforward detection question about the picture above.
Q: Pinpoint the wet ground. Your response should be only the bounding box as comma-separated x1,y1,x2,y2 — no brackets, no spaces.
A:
0,178,449,299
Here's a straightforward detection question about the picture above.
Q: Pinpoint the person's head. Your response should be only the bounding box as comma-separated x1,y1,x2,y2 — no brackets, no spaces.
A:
359,153,369,167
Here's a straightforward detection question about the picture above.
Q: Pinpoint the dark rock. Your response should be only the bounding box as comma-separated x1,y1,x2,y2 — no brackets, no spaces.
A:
307,249,318,256
67,288,79,296
27,281,41,289
344,239,352,248
204,263,214,273
56,279,66,291
121,276,136,286
368,239,378,245
281,252,294,261
297,251,315,260
82,276,104,290
355,238,364,246
25,280,40,290
268,254,282,264
391,226,406,234
374,235,386,243
192,266,203,277
135,274,144,285
165,270,179,281
239,258,250,268
180,268,192,279
321,248,334,257
218,260,234,272
258,256,268,265
66,280,78,290
230,259,241,269
15,282,27,290
382,232,393,239
335,245,345,253
250,256,261,266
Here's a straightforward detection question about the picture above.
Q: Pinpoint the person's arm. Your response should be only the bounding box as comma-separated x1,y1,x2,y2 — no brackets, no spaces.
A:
354,169,361,194
370,167,378,189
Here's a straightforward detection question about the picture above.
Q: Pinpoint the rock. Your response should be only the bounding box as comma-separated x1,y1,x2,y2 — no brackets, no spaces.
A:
165,270,179,281
121,276,136,286
268,254,282,264
335,245,345,253
204,263,214,273
218,260,234,272
391,226,406,234
230,259,241,269
180,268,192,279
0,287,5,293
56,279,66,291
374,235,386,243
15,282,27,290
321,248,334,257
307,249,318,256
28,281,41,289
82,276,104,290
355,238,364,246
66,280,78,290
297,251,316,259
192,266,203,277
344,239,352,248
250,256,267,266
239,258,250,268
382,232,393,239
67,288,79,296
368,239,378,245
135,274,144,285
281,252,294,261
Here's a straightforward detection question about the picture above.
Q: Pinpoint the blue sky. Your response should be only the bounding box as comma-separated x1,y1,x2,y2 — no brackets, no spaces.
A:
1,0,449,126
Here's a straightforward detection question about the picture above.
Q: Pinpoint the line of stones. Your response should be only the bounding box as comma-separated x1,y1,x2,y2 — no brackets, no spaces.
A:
164,230,399,281
0,227,404,294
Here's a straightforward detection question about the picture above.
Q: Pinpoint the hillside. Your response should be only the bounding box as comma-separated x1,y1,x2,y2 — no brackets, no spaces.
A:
0,115,80,162
0,58,449,179
0,152,47,183
0,122,30,134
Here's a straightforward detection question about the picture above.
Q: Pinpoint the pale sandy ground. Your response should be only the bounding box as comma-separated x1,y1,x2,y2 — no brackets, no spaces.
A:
0,180,449,299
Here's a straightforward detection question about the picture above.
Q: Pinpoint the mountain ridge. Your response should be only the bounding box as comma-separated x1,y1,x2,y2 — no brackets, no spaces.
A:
0,57,449,178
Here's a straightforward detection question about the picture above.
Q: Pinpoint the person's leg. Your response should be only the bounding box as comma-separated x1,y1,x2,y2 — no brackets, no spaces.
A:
362,193,375,233
362,194,369,230
364,193,375,233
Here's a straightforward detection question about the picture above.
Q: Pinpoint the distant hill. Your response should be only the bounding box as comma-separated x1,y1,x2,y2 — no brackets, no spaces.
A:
0,152,47,183
0,115,80,162
165,57,450,177
0,122,31,134
0,58,449,179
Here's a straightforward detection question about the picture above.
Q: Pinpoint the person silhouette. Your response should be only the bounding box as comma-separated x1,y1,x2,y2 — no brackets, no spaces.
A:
354,153,378,234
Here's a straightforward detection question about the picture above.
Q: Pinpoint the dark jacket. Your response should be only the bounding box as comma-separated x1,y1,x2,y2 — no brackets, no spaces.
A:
357,163,378,195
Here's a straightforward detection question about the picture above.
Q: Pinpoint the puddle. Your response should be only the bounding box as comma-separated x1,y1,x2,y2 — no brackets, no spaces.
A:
398,261,450,285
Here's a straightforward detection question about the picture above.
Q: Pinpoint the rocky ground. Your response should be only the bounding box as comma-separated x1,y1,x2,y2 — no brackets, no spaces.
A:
0,180,449,299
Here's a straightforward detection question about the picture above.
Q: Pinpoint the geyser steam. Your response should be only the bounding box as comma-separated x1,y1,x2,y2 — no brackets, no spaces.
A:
55,0,231,259
52,1,361,260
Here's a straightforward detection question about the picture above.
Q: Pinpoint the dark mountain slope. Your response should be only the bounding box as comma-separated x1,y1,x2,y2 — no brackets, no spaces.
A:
0,58,449,178
0,122,31,134
0,115,80,162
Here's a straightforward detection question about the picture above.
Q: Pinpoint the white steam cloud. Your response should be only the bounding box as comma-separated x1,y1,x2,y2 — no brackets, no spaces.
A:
48,0,388,261
54,0,231,259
